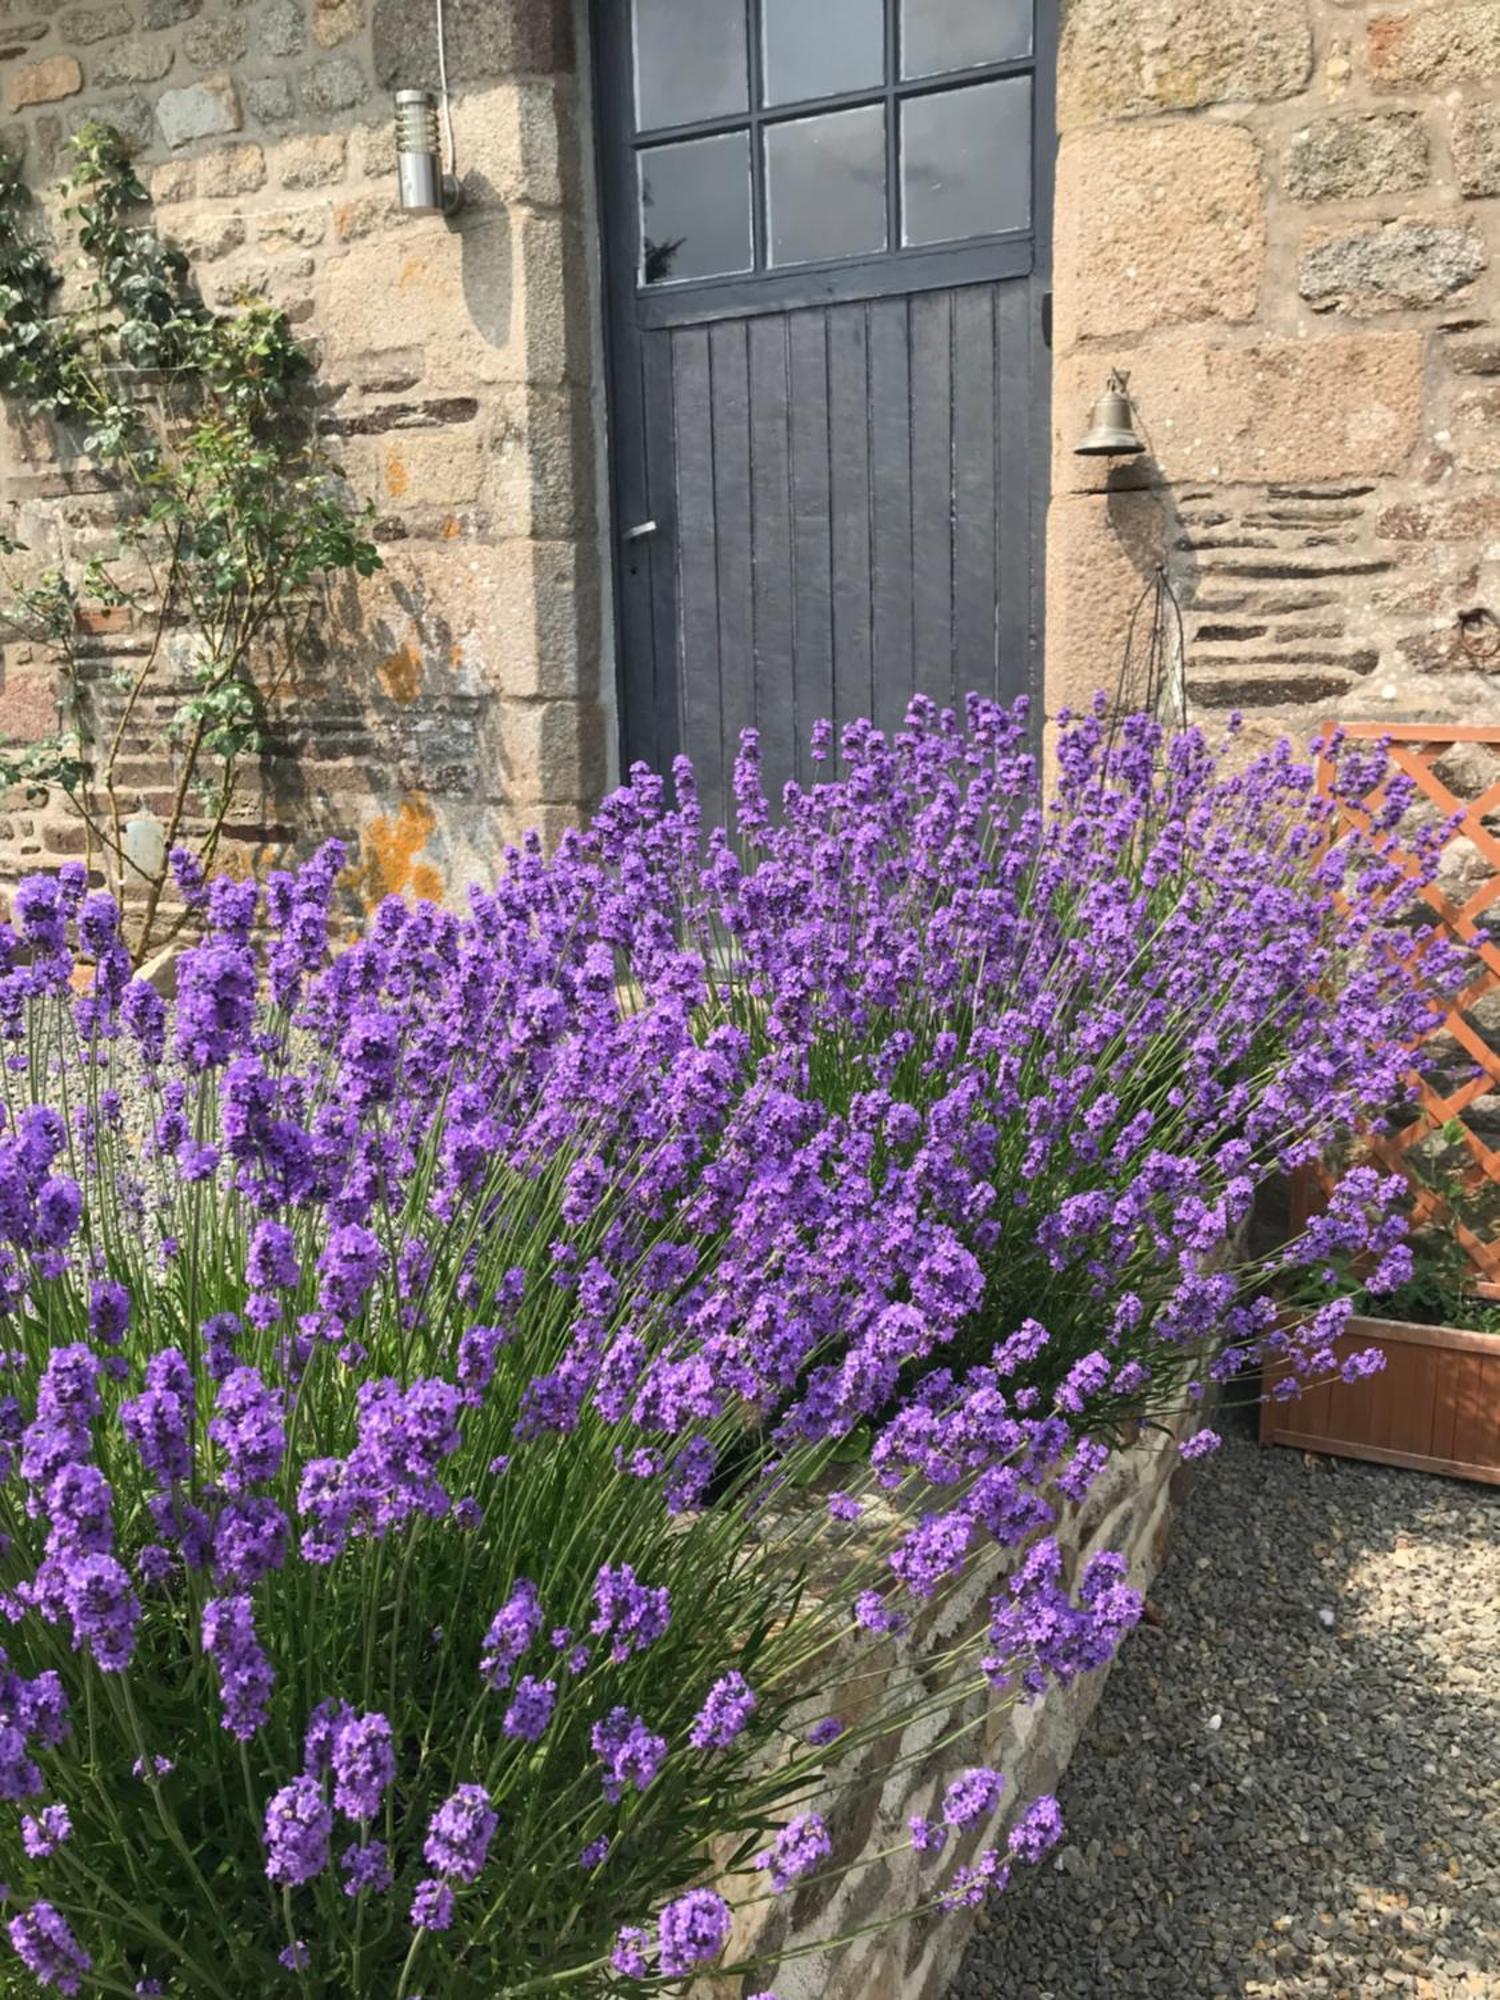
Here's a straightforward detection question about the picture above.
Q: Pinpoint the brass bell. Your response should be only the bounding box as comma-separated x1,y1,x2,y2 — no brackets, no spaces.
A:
1074,369,1147,456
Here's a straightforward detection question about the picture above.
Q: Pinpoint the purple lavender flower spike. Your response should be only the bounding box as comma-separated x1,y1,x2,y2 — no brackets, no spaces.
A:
754,1813,832,1893
263,1776,333,1887
19,1804,69,1859
941,1848,1010,1911
209,1367,285,1493
502,1676,557,1743
689,1670,757,1751
657,1889,732,1975
590,1708,667,1801
86,1280,130,1347
610,1925,650,1979
59,1554,138,1672
590,1562,670,1663
330,1711,395,1822
409,1879,454,1932
423,1784,497,1885
174,940,256,1071
7,1902,90,1995
202,1595,274,1740
941,1767,1004,1828
479,1579,542,1690
340,1841,391,1898
1008,1793,1065,1863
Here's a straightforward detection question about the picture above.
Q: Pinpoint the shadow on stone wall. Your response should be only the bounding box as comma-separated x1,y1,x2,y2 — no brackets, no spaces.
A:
1095,458,1200,715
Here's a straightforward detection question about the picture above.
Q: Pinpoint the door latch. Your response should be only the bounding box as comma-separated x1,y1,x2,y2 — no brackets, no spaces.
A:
624,519,658,541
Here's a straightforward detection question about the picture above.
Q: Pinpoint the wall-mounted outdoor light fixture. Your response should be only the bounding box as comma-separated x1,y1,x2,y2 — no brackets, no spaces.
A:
394,0,462,216
1074,369,1147,457
395,88,460,214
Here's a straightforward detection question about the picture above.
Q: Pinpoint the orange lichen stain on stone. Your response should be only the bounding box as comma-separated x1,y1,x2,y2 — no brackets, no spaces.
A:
376,639,423,704
1365,13,1413,76
345,792,445,911
384,448,409,500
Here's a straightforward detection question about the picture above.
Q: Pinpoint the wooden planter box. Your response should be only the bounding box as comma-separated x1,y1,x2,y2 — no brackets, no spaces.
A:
1260,1315,1500,1485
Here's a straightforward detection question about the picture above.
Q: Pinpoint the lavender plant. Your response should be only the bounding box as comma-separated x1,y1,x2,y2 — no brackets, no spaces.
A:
0,698,1450,1997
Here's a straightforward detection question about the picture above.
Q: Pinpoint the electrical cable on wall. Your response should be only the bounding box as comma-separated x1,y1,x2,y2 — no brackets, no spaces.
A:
436,0,459,199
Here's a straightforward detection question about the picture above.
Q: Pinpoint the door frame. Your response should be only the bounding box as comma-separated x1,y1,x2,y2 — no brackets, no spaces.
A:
591,0,1058,780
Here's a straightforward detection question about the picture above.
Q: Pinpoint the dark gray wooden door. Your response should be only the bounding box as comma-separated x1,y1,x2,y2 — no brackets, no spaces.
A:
595,0,1054,826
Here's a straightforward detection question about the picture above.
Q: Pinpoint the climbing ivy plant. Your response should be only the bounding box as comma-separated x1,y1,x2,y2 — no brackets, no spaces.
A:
0,121,381,963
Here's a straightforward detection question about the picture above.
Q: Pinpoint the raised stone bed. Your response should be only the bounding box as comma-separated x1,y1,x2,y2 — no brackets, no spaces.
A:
695,1419,1195,2000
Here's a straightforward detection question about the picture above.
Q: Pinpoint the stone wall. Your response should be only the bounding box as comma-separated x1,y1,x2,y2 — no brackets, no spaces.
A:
12,0,1498,900
0,0,602,903
696,1419,1195,2000
1049,0,1500,755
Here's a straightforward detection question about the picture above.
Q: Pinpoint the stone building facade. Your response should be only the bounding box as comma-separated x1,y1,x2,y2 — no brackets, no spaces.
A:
0,0,1498,897
1052,0,1500,757
0,0,602,901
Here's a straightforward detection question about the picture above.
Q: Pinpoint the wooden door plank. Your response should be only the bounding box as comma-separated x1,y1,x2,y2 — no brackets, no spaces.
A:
748,313,798,795
672,327,726,834
828,301,874,734
867,294,916,729
787,310,834,783
638,328,679,774
953,285,999,690
709,318,756,829
995,280,1032,707
911,288,956,709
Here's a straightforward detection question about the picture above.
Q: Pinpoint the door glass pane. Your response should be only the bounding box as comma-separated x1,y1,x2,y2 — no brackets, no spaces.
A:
638,133,753,285
634,0,748,131
762,0,884,106
766,105,886,267
902,78,1030,245
900,0,1031,78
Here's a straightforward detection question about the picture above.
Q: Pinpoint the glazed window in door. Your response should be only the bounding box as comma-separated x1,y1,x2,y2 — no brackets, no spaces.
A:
596,0,1054,832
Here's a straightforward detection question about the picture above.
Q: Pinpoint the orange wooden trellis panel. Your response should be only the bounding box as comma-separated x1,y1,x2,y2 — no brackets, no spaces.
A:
1312,723,1500,1291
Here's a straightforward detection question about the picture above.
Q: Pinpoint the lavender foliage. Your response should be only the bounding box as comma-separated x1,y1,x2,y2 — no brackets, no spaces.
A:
0,698,1452,1996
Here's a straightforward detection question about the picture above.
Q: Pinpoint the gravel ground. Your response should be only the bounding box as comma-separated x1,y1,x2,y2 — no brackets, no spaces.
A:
950,1404,1500,2000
